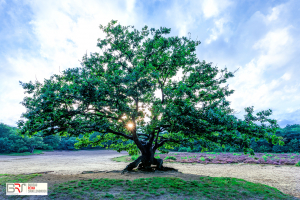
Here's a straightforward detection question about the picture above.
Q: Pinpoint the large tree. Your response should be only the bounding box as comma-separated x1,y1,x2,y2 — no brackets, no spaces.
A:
17,20,284,173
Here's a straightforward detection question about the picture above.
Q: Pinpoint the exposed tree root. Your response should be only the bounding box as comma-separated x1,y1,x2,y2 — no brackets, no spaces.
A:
121,157,177,174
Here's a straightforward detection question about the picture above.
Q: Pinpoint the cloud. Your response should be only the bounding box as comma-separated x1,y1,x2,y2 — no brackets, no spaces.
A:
281,72,291,81
266,6,281,21
252,27,294,69
205,17,229,44
201,0,232,19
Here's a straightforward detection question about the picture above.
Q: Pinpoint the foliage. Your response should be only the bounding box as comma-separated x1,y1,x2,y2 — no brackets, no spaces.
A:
0,124,49,153
56,136,78,150
131,155,139,161
0,137,13,153
171,124,300,154
0,123,16,138
24,135,49,153
178,147,188,152
0,123,105,153
249,124,300,153
17,19,284,157
42,134,61,150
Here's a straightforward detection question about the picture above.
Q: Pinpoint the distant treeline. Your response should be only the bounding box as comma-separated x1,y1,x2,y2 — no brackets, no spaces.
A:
0,123,106,153
169,124,300,153
0,123,299,154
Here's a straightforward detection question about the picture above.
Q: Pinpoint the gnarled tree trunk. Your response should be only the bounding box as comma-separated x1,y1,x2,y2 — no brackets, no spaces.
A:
121,144,163,174
29,146,35,154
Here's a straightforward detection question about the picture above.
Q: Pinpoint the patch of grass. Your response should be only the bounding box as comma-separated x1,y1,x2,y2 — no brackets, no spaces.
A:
0,174,42,186
3,172,296,199
296,161,300,167
0,149,52,156
181,156,187,160
111,155,132,162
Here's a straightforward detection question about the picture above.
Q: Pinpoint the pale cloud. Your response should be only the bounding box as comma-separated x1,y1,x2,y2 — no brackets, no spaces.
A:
126,0,136,12
166,0,232,41
283,84,298,93
253,27,294,69
202,0,219,19
252,28,292,53
267,7,280,21
205,17,228,44
224,56,295,121
165,1,199,38
265,3,287,23
225,13,299,125
201,0,232,19
19,0,141,77
230,60,265,88
281,72,291,81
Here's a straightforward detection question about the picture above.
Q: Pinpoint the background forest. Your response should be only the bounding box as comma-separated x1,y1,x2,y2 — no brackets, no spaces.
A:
1,122,299,155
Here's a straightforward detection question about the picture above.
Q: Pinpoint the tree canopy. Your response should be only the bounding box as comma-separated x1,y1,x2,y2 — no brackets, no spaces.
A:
17,20,284,171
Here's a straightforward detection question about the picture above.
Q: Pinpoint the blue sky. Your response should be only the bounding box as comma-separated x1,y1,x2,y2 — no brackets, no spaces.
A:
0,0,299,129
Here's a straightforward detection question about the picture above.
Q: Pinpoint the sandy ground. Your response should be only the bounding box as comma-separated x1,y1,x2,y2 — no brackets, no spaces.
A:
0,150,299,199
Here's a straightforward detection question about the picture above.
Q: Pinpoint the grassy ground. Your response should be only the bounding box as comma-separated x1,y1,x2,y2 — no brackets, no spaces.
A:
0,148,105,156
1,150,299,199
0,173,298,200
0,149,55,156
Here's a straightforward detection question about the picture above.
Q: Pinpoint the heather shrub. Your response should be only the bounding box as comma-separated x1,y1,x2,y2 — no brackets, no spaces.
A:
165,156,177,160
262,155,268,162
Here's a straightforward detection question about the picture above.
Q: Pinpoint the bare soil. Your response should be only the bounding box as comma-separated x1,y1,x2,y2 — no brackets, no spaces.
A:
0,150,299,199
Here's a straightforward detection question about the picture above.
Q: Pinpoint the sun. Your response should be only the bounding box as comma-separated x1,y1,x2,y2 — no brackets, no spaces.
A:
127,123,134,129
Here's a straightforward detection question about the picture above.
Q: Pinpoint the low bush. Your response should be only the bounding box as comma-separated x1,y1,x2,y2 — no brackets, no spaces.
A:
164,156,177,160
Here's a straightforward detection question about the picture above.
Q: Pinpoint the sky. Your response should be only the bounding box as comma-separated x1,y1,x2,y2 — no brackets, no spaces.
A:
0,0,299,130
